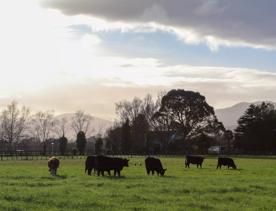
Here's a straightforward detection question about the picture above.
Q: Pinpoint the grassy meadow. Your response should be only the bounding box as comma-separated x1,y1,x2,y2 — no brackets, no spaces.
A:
0,156,276,211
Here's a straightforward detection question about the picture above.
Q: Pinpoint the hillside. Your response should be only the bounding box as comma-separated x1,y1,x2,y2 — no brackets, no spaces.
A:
215,101,276,130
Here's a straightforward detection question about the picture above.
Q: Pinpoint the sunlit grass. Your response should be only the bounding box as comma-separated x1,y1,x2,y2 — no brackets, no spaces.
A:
0,156,276,210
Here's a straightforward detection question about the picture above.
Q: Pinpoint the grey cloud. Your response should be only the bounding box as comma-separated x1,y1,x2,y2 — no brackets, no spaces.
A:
42,0,276,48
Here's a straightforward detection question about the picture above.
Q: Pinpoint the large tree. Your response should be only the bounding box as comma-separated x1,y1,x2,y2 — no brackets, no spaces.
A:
235,102,276,151
0,101,30,148
154,89,224,144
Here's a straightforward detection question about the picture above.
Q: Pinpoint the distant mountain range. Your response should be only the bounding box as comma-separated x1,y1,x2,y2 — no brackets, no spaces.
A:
215,101,276,131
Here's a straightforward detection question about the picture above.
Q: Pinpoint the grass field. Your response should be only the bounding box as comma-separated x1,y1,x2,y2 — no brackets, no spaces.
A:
0,156,276,211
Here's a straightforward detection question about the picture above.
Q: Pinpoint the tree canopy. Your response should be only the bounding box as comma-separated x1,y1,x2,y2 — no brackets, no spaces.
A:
235,102,276,151
154,89,224,142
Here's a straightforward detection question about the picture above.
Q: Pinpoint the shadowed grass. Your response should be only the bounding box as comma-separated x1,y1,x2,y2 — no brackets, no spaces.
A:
0,156,276,210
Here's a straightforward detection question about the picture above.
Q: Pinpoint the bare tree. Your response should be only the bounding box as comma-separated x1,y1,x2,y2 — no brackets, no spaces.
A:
32,111,54,143
54,118,68,137
115,97,143,123
0,101,30,147
71,110,92,135
115,93,165,128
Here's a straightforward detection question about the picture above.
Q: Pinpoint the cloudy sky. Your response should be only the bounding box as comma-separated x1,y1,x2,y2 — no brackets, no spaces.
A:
1,0,276,120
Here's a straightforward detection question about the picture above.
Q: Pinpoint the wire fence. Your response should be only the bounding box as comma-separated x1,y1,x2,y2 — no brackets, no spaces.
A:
1,151,276,161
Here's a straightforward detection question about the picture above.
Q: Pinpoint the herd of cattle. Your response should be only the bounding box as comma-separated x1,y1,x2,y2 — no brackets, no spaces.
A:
48,155,237,176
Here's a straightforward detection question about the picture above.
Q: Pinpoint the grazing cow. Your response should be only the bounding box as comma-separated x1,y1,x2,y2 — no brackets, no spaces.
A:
185,155,204,168
145,157,166,176
217,157,237,169
48,157,60,176
85,155,96,175
95,155,129,177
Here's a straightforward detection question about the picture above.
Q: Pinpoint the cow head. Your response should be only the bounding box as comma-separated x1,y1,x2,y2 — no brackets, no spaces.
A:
160,168,167,176
123,159,129,167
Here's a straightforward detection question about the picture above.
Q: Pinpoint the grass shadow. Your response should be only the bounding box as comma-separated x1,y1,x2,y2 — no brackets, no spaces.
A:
55,175,67,179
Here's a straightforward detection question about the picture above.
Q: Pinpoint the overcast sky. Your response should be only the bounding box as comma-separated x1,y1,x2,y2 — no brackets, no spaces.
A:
1,0,276,120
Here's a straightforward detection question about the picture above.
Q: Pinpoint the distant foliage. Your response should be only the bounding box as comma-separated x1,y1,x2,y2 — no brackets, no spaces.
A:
59,136,68,155
235,102,276,152
95,136,103,154
76,131,86,154
132,113,149,153
121,119,131,154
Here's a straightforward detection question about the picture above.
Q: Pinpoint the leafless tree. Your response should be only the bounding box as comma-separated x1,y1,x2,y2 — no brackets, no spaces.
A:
71,110,92,135
0,101,30,146
115,97,143,123
54,117,68,137
32,111,55,143
115,92,166,129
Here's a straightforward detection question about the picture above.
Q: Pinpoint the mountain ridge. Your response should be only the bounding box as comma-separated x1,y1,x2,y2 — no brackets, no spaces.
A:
215,101,276,131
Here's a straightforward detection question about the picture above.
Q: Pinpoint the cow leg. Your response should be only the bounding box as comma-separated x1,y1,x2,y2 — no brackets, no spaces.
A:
50,169,54,176
108,170,111,176
118,171,121,177
88,169,92,175
114,170,117,176
147,169,150,175
151,170,154,175
228,165,229,169
52,169,56,176
97,170,100,176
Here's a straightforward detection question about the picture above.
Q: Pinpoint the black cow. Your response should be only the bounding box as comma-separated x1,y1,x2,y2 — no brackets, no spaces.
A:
145,157,166,176
85,155,96,175
217,157,237,169
185,155,204,168
95,155,129,177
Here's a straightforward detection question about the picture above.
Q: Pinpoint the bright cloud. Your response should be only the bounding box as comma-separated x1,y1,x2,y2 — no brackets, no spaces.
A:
1,0,276,120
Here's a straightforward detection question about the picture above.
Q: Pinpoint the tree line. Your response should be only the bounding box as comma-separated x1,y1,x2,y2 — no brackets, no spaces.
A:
1,89,276,155
106,89,276,154
0,103,98,155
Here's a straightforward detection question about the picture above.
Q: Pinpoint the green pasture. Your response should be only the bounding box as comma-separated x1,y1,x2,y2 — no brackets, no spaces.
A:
0,156,276,210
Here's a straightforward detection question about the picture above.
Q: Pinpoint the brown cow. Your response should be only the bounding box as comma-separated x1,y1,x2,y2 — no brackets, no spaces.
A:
48,157,60,176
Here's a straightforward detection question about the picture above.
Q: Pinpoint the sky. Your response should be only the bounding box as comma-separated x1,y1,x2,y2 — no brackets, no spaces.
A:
1,0,276,120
